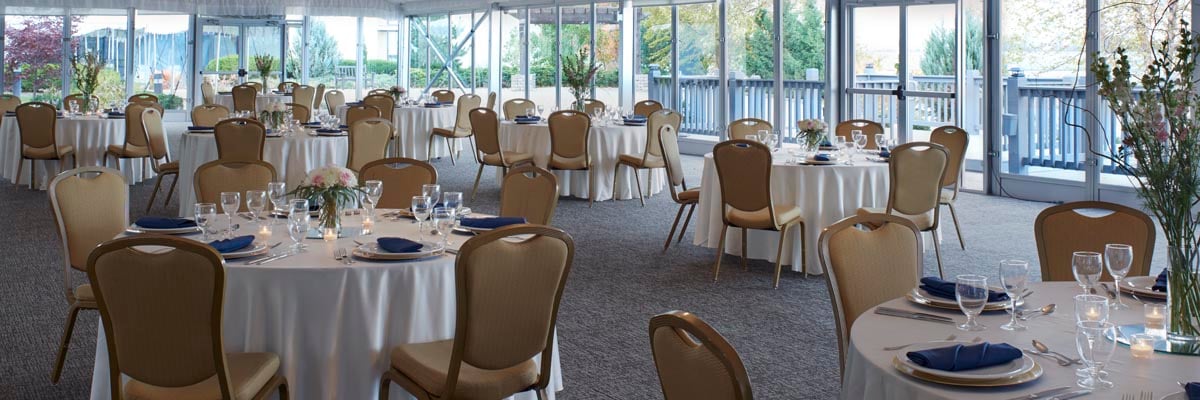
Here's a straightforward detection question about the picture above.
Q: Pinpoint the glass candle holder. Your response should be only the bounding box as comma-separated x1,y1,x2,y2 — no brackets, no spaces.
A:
1074,294,1109,323
1144,303,1167,337
1129,333,1156,358
361,216,374,235
256,224,273,242
322,227,337,242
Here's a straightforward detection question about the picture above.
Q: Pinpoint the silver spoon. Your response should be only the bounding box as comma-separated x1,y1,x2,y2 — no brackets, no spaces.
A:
1018,303,1056,320
1032,339,1080,365
1024,348,1073,366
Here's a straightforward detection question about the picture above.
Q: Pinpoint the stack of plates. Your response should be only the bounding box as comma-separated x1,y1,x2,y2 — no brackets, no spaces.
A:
892,341,1043,387
906,287,1019,312
352,241,443,260
1118,276,1167,300
221,242,270,259
800,156,840,166
125,223,200,235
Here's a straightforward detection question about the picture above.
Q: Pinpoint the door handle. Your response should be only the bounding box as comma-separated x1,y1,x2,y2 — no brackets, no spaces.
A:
892,84,906,101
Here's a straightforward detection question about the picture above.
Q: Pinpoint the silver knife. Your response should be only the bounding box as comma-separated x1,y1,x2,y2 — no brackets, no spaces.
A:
1049,390,1091,400
256,251,297,265
1004,386,1071,400
874,308,955,324
877,307,955,322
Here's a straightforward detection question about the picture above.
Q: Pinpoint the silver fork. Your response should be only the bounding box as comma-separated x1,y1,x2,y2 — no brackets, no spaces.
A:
1140,391,1153,400
882,335,980,351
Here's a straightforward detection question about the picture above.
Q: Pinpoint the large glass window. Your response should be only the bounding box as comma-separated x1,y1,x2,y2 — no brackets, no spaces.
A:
595,3,620,108
560,5,591,108
5,15,68,104
727,0,774,125
72,11,127,109
309,16,357,98
449,12,473,94
198,23,239,92
135,12,192,110
283,17,302,83
677,3,718,135
529,7,557,109
470,11,491,94
364,18,399,91
428,15,451,90
781,0,826,139
500,9,526,103
408,16,428,95
635,6,672,110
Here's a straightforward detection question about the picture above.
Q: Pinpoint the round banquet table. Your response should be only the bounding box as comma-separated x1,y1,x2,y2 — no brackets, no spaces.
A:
175,131,347,217
497,120,666,202
215,93,293,113
89,214,562,400
843,281,1193,399
692,152,888,273
0,115,154,189
336,104,457,160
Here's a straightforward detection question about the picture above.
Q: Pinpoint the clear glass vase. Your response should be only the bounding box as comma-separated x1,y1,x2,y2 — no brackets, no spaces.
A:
318,193,341,234
1166,245,1200,343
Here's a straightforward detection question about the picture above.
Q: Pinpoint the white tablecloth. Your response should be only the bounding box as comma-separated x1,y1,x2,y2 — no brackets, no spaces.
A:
692,153,889,273
497,121,666,202
89,215,562,400
0,116,154,189
176,131,347,217
336,105,457,160
215,93,293,113
843,282,1192,399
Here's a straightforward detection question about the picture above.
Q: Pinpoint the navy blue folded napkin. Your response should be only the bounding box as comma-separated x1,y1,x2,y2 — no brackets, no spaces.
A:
813,154,832,162
377,237,423,253
218,91,231,95
188,125,213,131
339,124,349,129
316,128,343,134
919,277,1010,302
440,101,453,105
906,342,1022,372
879,147,891,158
107,112,125,117
346,102,362,106
135,217,197,229
4,111,15,116
208,235,255,253
1184,382,1199,400
460,217,526,229
515,116,540,124
1154,269,1168,292
820,140,832,147
423,103,441,108
303,121,322,126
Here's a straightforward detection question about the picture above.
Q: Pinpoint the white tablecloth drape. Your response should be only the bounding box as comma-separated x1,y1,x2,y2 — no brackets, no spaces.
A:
843,282,1191,399
496,121,666,202
0,116,154,189
89,216,562,400
215,93,293,113
176,132,347,217
336,105,457,160
692,153,889,273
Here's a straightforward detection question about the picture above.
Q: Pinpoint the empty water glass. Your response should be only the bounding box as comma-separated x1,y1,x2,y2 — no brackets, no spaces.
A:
999,260,1029,331
422,184,441,208
219,192,241,239
956,274,989,331
363,180,383,219
443,192,463,218
412,196,432,240
267,181,288,225
246,190,267,225
1104,243,1133,309
1072,251,1103,294
287,216,308,252
432,207,454,251
1075,321,1116,389
194,203,217,241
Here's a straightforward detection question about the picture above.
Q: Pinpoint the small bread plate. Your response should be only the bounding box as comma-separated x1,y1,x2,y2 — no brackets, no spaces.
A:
1119,276,1167,300
892,341,1042,387
906,287,1020,312
352,241,444,260
799,156,840,166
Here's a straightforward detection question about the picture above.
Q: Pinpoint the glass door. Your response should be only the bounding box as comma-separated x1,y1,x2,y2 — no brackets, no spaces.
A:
195,18,284,93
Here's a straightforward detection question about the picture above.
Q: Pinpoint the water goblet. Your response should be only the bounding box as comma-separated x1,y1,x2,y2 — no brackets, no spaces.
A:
194,203,217,241
289,198,310,221
853,132,868,154
412,196,432,240
1075,321,1116,390
1072,251,1103,294
432,207,454,252
955,274,989,332
1104,243,1133,309
267,181,288,225
287,216,308,252
1074,294,1109,323
219,191,241,239
246,190,267,226
999,260,1029,331
875,133,886,150
834,136,848,158
422,184,441,208
443,192,463,218
363,179,383,218
537,105,545,118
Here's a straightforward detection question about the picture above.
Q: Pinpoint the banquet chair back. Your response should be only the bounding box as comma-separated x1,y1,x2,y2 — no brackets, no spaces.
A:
17,102,60,156
431,89,456,103
368,89,391,97
345,104,382,130
500,165,559,226
325,90,346,114
0,94,20,115
292,85,316,111
214,118,266,162
728,118,772,141
285,103,311,123
659,125,688,196
142,108,169,162
313,84,326,111
244,81,263,92
1035,201,1155,282
128,93,158,104
835,119,884,149
63,94,100,112
470,108,504,161
49,167,129,274
348,118,393,172
87,235,289,400
230,84,257,113
819,213,922,372
579,99,605,115
194,160,277,212
503,98,535,120
486,92,497,110
201,81,216,105
644,110,683,165
713,140,776,228
278,81,299,92
649,311,752,400
929,126,968,189
547,110,590,170
634,100,664,117
452,94,482,134
359,158,437,209
361,94,395,123
885,142,948,228
191,104,229,128
122,102,162,149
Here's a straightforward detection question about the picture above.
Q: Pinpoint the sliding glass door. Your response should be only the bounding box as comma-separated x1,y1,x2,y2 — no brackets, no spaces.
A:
195,17,283,93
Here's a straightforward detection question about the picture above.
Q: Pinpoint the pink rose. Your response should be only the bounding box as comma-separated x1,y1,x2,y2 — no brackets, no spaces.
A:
312,174,325,185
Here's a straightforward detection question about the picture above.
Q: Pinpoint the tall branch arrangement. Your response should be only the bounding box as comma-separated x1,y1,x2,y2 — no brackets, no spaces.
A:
562,47,601,111
70,52,104,110
253,54,276,93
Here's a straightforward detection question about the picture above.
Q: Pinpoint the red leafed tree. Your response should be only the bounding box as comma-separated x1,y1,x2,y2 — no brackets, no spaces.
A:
4,16,79,93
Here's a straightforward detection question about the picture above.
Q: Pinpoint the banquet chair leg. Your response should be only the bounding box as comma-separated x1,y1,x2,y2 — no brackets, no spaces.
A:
773,224,790,289
14,160,23,189
612,164,622,202
468,137,478,164
799,221,808,277
536,388,549,400
29,161,36,190
426,134,436,161
51,303,83,383
946,203,965,250
146,175,165,213
446,137,457,166
713,225,728,282
740,227,748,270
677,204,696,244
663,204,686,252
588,167,596,208
378,373,392,400
931,230,945,279
164,174,178,206
632,168,645,207
470,164,485,201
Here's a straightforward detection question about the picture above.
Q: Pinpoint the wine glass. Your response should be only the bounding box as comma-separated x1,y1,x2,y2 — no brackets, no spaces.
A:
363,180,384,218
412,196,432,241
422,184,441,208
834,136,848,159
1075,321,1116,389
219,192,241,239
443,192,463,218
267,181,288,226
432,207,453,252
1072,251,1103,294
955,274,989,332
999,260,1029,331
537,105,545,118
246,190,267,227
287,199,310,251
853,132,868,154
194,203,217,241
1104,243,1133,309
875,133,886,150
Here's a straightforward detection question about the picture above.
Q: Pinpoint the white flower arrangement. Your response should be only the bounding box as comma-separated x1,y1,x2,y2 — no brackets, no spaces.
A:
795,118,829,148
302,165,358,188
291,165,364,230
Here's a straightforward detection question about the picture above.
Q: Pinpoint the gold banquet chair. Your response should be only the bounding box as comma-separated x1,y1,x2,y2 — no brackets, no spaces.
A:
712,140,806,288
345,104,382,130
362,94,396,124
579,99,605,115
379,225,574,400
0,93,21,115
214,118,267,162
929,125,969,249
244,81,263,93
614,109,682,207
834,119,884,150
649,311,752,400
500,165,559,226
191,104,230,128
194,160,277,213
278,81,299,92
231,84,258,113
325,89,346,115
855,142,950,278
128,93,158,104
105,102,163,170
15,102,75,189
88,236,289,400
348,118,394,172
201,81,217,105
142,108,180,212
502,98,536,120
430,94,482,165
546,110,595,206
285,103,311,124
1034,201,1155,282
728,118,771,141
292,85,317,113
431,89,456,103
313,83,327,112
633,99,664,117
368,88,392,97
659,125,699,252
469,107,534,200
486,92,497,110
48,167,128,383
359,158,438,209
819,213,923,371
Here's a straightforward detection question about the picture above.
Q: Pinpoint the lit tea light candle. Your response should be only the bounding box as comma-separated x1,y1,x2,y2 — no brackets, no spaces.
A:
1085,308,1102,321
1130,334,1155,359
1145,303,1167,336
256,224,272,241
362,217,374,235
322,227,337,242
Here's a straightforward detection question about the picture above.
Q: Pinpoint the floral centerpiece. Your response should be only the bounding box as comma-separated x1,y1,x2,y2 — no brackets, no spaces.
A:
1092,21,1200,342
70,52,105,113
290,165,363,232
253,54,275,94
388,85,407,101
259,102,287,131
562,47,601,112
795,118,829,149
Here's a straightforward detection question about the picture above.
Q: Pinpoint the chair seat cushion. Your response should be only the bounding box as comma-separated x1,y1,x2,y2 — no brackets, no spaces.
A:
482,152,533,167
432,127,472,138
158,161,179,173
548,154,589,170
617,154,665,169
107,144,150,158
677,189,700,203
390,340,538,400
74,284,94,303
939,190,955,203
725,205,803,230
22,144,74,159
124,352,280,400
857,207,935,230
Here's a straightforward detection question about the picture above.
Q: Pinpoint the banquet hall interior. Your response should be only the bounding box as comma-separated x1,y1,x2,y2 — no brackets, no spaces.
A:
2,0,1199,399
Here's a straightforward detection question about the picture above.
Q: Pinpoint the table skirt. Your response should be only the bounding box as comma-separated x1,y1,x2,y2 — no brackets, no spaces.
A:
0,116,154,189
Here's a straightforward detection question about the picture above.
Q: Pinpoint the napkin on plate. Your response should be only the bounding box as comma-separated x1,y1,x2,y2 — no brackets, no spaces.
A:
820,140,833,147
1184,382,1199,400
135,217,197,229
813,154,832,162
423,103,442,108
514,116,540,123
188,125,213,131
879,147,891,158
919,277,1010,302
377,237,423,253
107,112,125,117
906,342,1022,372
208,235,254,253
1153,268,1168,292
460,217,526,229
303,122,322,126
316,128,343,134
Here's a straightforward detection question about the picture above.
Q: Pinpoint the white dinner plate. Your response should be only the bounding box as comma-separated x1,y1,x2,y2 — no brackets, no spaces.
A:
899,341,1036,381
801,156,840,165
1120,276,1167,300
188,129,214,134
315,130,347,137
221,242,270,259
1161,391,1186,400
127,223,201,235
353,242,444,260
906,288,1019,312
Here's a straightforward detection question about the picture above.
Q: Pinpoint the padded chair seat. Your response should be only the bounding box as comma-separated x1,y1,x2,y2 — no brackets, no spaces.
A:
548,155,589,170
124,352,280,400
939,190,955,204
22,144,74,159
107,144,150,158
482,152,533,167
857,207,935,231
432,127,472,138
677,189,700,203
390,340,538,400
725,205,803,230
73,284,95,303
617,154,665,169
158,161,179,173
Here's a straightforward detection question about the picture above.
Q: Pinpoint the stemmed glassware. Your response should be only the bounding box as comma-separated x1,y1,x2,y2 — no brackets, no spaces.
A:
412,196,432,241
267,181,288,226
1104,243,1133,309
432,207,453,252
1072,251,1103,294
422,184,441,208
999,260,1029,331
1075,321,1116,389
219,191,241,239
834,136,848,159
287,199,310,252
363,180,384,221
875,134,886,150
246,190,267,227
955,274,989,332
853,132,868,154
194,203,217,241
537,105,545,118
443,192,463,221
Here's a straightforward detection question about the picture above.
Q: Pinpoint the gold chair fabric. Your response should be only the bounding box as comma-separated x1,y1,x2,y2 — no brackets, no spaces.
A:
231,84,258,113
486,92,497,110
193,160,277,212
579,99,605,115
244,82,263,92
658,125,699,251
1035,201,1155,282
345,104,382,129
201,81,216,105
105,102,163,167
348,118,393,172
547,110,594,205
468,108,533,200
214,118,267,162
143,108,179,212
313,83,327,111
0,94,19,115
834,119,884,150
16,102,76,187
363,94,396,123
278,81,299,92
855,141,949,276
431,90,456,103
286,103,311,124
929,125,970,249
63,93,100,111
429,94,482,165
728,118,772,141
360,158,438,209
500,165,559,226
292,85,316,112
633,100,664,117
191,104,230,127
613,109,682,207
325,90,346,115
128,93,158,104
649,311,752,400
502,99,536,120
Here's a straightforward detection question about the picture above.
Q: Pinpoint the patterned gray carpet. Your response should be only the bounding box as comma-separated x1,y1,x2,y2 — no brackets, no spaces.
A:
1,154,1092,399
